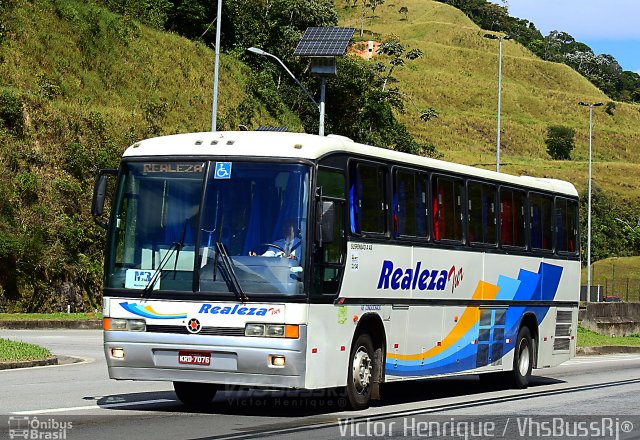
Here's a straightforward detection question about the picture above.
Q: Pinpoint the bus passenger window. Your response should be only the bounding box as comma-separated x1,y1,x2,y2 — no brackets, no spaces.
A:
500,189,525,248
394,170,428,238
556,198,578,253
433,176,463,242
530,193,553,250
351,163,387,234
468,182,496,245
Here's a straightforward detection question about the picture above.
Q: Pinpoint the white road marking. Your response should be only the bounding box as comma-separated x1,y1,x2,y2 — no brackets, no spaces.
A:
11,398,176,415
565,354,640,365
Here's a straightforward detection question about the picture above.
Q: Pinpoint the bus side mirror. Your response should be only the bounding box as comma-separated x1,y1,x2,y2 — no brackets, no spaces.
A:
316,200,335,246
92,168,117,229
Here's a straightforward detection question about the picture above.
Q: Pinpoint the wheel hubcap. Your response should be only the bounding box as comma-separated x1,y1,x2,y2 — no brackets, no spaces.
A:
518,339,530,376
352,346,372,394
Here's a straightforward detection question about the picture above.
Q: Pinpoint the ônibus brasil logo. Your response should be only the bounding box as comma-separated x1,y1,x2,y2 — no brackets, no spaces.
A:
377,260,463,293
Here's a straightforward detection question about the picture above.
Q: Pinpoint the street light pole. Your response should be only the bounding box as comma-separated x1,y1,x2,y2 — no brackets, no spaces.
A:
579,101,603,302
247,47,323,135
211,0,223,132
484,34,511,173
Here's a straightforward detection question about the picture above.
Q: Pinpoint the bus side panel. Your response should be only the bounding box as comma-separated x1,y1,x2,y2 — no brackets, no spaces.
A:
304,304,353,389
321,242,579,384
304,306,408,389
384,246,491,378
536,306,558,368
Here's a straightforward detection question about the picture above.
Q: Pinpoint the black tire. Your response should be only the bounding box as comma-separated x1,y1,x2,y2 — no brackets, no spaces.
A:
346,333,375,410
173,382,219,407
510,326,533,389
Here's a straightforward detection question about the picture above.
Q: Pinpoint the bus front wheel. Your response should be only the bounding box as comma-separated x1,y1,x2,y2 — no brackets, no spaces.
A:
173,381,219,407
346,332,375,410
510,326,533,389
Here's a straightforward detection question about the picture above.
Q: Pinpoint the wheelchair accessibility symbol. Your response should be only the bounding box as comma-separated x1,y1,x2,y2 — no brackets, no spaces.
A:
214,162,232,179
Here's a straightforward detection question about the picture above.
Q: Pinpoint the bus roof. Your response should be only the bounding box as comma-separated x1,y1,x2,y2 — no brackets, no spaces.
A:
123,131,578,197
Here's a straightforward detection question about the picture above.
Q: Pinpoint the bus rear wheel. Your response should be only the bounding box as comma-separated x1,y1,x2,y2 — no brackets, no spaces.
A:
510,326,533,389
346,332,375,410
173,382,219,407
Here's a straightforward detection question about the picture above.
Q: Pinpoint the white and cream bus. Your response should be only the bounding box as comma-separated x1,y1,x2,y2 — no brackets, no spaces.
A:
93,131,580,410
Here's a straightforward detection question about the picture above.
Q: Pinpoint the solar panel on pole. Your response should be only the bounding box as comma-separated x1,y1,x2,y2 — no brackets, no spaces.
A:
292,26,354,137
293,27,355,57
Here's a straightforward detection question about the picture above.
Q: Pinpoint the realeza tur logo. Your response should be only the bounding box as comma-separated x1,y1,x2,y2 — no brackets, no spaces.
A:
198,304,281,316
377,260,463,293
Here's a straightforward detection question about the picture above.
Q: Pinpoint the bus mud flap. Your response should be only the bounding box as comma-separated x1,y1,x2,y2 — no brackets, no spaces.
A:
371,347,383,400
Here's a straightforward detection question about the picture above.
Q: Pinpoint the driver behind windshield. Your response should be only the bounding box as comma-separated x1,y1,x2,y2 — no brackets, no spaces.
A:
249,220,301,261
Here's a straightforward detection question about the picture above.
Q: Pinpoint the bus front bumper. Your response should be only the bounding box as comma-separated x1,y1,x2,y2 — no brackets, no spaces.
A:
104,326,307,389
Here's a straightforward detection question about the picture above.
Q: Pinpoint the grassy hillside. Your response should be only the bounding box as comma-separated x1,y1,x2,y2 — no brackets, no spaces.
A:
582,257,640,301
582,256,640,301
1,0,639,310
0,0,302,311
339,0,640,206
583,256,640,282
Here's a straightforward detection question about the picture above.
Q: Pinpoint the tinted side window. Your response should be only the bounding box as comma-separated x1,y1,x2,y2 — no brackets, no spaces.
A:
432,176,464,242
318,169,345,265
500,189,526,247
349,163,387,234
530,193,553,250
313,168,346,296
556,198,578,254
394,170,428,238
317,168,345,199
468,182,497,245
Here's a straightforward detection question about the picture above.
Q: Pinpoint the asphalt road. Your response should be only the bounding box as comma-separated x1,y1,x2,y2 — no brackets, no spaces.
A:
2,330,640,440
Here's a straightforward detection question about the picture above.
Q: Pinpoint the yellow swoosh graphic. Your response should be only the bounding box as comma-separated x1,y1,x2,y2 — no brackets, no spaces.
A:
143,305,181,317
389,281,500,361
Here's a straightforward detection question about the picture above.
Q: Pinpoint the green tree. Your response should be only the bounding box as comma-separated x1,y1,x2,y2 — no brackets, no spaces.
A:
605,101,616,116
301,58,438,157
579,184,633,265
376,38,423,91
368,0,384,16
545,125,575,160
420,107,438,122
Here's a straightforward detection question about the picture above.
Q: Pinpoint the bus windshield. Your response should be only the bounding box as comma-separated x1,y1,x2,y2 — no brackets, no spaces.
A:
106,160,310,297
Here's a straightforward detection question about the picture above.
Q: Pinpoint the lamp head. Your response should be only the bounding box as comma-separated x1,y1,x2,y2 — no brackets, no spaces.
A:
578,101,604,107
247,47,266,56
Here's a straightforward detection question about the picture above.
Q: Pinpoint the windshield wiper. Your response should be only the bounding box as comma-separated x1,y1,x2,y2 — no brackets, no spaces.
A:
143,218,189,296
142,241,177,297
215,241,248,302
172,218,189,279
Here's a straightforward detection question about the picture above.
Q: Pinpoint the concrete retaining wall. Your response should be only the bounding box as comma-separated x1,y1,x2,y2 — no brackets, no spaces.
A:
581,303,640,336
0,320,102,330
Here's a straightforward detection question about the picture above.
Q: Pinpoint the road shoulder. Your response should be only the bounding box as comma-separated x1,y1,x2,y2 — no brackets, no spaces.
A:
577,346,640,355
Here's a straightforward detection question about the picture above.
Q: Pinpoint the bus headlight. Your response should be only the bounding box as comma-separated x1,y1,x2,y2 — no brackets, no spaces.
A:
265,325,285,337
110,318,128,331
244,324,299,338
245,324,265,337
104,318,146,332
128,319,146,332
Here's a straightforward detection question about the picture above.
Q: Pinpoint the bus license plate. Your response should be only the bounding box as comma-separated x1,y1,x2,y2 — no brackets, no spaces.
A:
178,351,211,366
